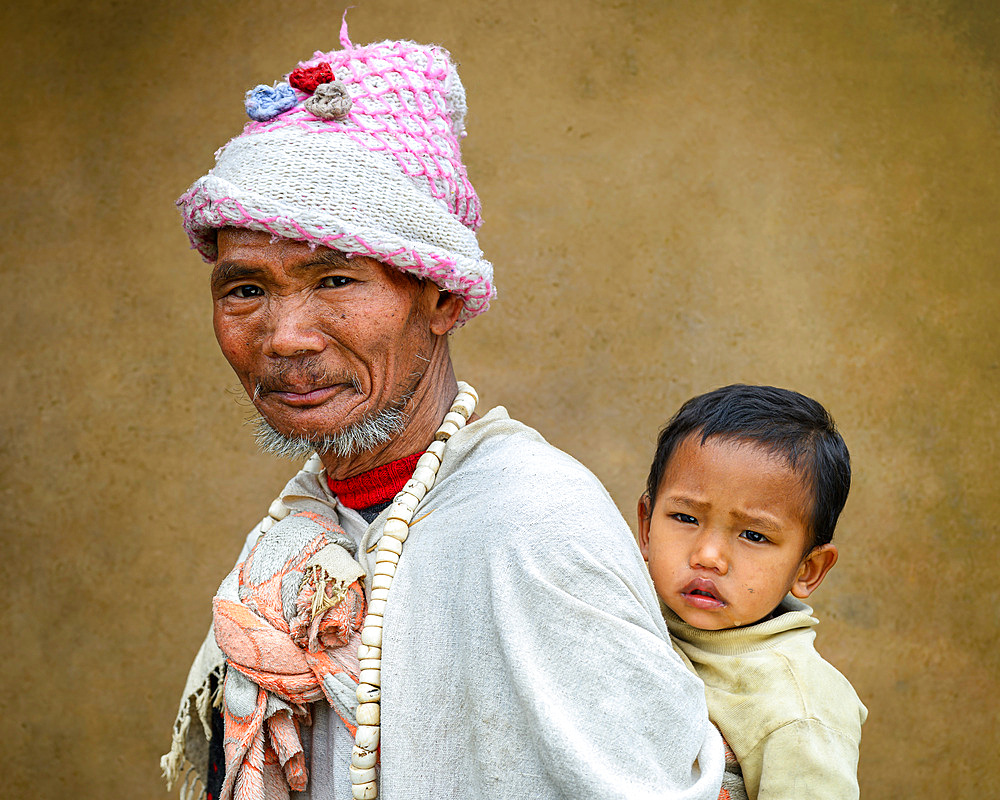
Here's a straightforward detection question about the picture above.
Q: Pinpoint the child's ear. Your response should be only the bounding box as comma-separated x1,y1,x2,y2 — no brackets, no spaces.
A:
636,494,652,560
790,543,838,599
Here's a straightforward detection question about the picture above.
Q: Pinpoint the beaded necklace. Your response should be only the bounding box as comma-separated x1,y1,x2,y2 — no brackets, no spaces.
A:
349,381,478,800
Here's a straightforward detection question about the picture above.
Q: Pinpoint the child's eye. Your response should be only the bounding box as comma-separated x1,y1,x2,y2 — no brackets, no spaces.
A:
740,530,769,544
671,513,698,525
320,275,353,288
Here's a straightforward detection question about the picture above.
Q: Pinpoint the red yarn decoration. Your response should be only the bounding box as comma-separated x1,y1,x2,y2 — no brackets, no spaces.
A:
326,452,424,510
289,63,335,93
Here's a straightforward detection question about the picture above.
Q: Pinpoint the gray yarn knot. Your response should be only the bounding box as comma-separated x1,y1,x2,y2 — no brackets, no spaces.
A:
305,80,353,121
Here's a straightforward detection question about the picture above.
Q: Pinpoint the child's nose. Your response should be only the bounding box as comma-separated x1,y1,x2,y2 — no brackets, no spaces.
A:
690,533,729,574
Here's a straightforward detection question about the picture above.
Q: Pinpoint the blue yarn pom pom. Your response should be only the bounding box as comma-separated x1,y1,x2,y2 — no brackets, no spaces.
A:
245,82,298,122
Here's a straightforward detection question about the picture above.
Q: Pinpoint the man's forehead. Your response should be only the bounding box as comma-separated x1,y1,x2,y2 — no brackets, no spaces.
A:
216,228,340,259
213,229,350,273
209,229,422,295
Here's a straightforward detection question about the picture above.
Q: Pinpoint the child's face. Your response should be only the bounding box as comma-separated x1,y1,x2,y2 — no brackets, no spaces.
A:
638,434,837,630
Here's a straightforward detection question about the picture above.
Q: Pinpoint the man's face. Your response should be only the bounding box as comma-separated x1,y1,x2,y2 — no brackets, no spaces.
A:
210,228,442,447
638,435,834,629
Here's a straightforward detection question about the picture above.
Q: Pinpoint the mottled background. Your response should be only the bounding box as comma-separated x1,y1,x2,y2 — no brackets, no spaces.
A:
2,1,997,797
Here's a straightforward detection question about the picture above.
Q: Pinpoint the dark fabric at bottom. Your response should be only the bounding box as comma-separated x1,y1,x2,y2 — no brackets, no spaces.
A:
206,672,226,800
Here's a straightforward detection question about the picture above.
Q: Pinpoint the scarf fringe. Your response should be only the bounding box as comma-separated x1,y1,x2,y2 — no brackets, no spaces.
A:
161,660,225,798
177,763,206,800
309,564,351,617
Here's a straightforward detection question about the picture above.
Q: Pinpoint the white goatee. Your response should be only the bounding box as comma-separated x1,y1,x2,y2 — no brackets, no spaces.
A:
250,407,408,460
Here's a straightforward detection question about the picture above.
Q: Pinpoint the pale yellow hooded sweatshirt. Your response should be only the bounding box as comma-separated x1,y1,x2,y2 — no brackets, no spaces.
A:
664,597,867,800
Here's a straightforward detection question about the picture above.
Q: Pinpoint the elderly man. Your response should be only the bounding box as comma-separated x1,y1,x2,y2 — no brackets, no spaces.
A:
162,28,724,800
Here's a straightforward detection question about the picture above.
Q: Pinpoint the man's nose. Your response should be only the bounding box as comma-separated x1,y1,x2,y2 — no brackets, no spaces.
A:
264,297,326,357
690,531,729,574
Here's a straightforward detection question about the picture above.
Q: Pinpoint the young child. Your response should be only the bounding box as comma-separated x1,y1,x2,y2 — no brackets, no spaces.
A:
637,384,867,800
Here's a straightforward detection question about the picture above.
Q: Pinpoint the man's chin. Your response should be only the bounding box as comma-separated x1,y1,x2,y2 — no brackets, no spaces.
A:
249,407,407,460
250,415,327,460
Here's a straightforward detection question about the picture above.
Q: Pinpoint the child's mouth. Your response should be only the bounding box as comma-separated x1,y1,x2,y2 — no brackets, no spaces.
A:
681,579,725,609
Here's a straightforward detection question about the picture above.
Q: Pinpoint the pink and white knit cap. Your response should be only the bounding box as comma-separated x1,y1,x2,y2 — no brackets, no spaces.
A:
177,24,494,324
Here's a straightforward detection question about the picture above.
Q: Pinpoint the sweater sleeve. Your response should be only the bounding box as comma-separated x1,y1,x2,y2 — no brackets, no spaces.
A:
480,458,725,799
749,718,861,800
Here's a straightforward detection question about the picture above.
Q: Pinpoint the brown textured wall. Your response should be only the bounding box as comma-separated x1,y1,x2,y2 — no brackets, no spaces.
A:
2,1,997,797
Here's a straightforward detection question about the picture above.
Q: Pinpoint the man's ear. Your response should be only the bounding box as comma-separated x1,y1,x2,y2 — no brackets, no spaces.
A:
429,290,464,335
790,543,838,599
636,494,652,560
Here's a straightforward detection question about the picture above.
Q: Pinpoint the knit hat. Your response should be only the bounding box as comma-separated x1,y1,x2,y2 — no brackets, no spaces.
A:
177,22,494,324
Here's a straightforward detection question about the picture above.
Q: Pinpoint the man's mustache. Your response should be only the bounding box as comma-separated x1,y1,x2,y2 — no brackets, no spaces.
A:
252,358,362,398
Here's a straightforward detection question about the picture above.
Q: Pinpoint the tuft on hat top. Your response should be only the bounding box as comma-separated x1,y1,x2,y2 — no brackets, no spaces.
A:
177,20,495,324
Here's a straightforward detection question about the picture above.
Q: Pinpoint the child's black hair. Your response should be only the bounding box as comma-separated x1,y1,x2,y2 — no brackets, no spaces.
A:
645,384,851,551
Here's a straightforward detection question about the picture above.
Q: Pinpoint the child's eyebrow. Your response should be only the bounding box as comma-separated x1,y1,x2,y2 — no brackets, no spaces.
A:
729,510,783,533
662,495,706,511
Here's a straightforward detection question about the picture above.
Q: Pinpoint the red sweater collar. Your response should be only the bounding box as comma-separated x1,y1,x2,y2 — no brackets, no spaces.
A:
326,452,423,510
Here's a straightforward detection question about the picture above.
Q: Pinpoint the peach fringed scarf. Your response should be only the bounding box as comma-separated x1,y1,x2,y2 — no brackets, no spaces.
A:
212,511,367,800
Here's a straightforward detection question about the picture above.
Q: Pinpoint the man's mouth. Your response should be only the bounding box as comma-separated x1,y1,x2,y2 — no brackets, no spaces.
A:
680,579,726,609
267,384,342,407
254,359,363,408
256,366,360,409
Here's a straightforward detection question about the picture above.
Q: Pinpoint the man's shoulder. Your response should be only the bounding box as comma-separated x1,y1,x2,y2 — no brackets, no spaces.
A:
448,407,617,511
453,406,605,477
436,407,640,559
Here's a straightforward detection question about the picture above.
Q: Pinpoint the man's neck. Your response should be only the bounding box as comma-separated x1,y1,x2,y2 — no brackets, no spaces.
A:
328,451,424,511
320,353,458,481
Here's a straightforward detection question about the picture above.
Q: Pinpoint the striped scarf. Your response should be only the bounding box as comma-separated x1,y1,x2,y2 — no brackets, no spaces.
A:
212,511,366,800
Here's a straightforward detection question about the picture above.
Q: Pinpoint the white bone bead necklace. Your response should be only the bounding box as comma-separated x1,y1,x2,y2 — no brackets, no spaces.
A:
254,452,324,537
350,382,478,800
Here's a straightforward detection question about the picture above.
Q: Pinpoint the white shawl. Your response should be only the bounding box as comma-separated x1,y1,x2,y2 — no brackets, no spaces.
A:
164,407,724,800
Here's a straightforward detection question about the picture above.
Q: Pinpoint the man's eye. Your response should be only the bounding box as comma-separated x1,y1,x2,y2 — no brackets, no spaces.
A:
320,276,353,288
671,513,698,525
740,530,769,544
231,285,264,298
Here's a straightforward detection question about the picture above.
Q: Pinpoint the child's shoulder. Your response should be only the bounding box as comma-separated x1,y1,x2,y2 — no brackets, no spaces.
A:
766,617,866,733
669,598,867,738
670,600,867,800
